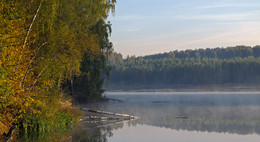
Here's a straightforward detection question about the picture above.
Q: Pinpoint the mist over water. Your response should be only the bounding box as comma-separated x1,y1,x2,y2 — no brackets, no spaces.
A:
77,92,260,142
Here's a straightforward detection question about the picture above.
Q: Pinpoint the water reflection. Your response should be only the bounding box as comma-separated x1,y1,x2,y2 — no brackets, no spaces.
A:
72,122,124,142
28,92,259,142
100,92,260,135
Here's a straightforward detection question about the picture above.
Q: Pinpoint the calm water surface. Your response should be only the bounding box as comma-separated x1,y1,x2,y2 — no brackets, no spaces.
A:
76,92,260,142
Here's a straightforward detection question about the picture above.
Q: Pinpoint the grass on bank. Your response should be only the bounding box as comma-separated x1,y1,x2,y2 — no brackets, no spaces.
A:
1,98,82,142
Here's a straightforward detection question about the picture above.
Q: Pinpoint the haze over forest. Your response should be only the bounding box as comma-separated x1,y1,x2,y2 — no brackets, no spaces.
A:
1,0,260,141
107,46,260,91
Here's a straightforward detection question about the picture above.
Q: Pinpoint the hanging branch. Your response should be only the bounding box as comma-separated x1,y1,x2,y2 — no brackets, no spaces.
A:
30,42,48,62
30,51,62,91
20,42,48,88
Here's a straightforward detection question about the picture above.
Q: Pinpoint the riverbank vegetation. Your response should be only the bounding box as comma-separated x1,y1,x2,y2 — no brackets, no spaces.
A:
108,46,260,87
0,0,116,140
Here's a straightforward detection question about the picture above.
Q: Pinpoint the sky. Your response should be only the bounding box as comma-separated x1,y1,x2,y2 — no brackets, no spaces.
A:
108,0,260,57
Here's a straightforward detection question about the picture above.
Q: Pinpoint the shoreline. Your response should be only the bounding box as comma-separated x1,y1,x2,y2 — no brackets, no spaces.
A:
105,83,260,92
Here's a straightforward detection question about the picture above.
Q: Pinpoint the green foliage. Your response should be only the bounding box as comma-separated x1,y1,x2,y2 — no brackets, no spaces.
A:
0,0,116,139
56,112,74,128
71,19,114,103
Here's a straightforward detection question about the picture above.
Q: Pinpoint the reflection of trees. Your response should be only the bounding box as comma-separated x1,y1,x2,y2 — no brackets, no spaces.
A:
147,117,260,135
71,94,260,141
125,105,260,135
17,125,74,142
16,120,124,142
97,95,260,135
72,123,124,142
18,94,260,141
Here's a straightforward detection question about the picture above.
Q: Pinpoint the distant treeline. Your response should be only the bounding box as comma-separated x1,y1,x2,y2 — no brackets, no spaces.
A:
108,46,260,85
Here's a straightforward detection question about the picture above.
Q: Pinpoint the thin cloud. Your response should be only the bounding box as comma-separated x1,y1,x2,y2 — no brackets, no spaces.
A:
111,0,260,56
113,22,260,57
115,14,164,21
166,27,260,51
174,11,260,21
115,15,144,21
197,3,258,9
122,28,141,32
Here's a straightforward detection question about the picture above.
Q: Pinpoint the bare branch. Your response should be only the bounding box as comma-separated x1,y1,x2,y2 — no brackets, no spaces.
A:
20,42,48,88
30,51,62,90
30,42,48,63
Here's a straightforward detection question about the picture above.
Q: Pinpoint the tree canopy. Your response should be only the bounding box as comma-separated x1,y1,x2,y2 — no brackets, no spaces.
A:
0,0,116,136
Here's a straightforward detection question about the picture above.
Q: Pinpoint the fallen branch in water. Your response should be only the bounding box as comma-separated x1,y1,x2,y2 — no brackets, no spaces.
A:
82,109,139,119
80,109,139,130
83,119,132,130
102,97,125,103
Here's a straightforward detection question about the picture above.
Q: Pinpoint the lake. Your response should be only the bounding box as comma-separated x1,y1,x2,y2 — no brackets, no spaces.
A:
75,92,260,142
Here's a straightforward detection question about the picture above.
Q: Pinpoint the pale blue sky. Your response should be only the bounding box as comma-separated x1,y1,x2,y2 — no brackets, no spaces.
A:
108,0,260,57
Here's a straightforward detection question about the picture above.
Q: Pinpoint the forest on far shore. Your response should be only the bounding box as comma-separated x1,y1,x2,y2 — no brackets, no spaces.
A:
107,46,260,87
